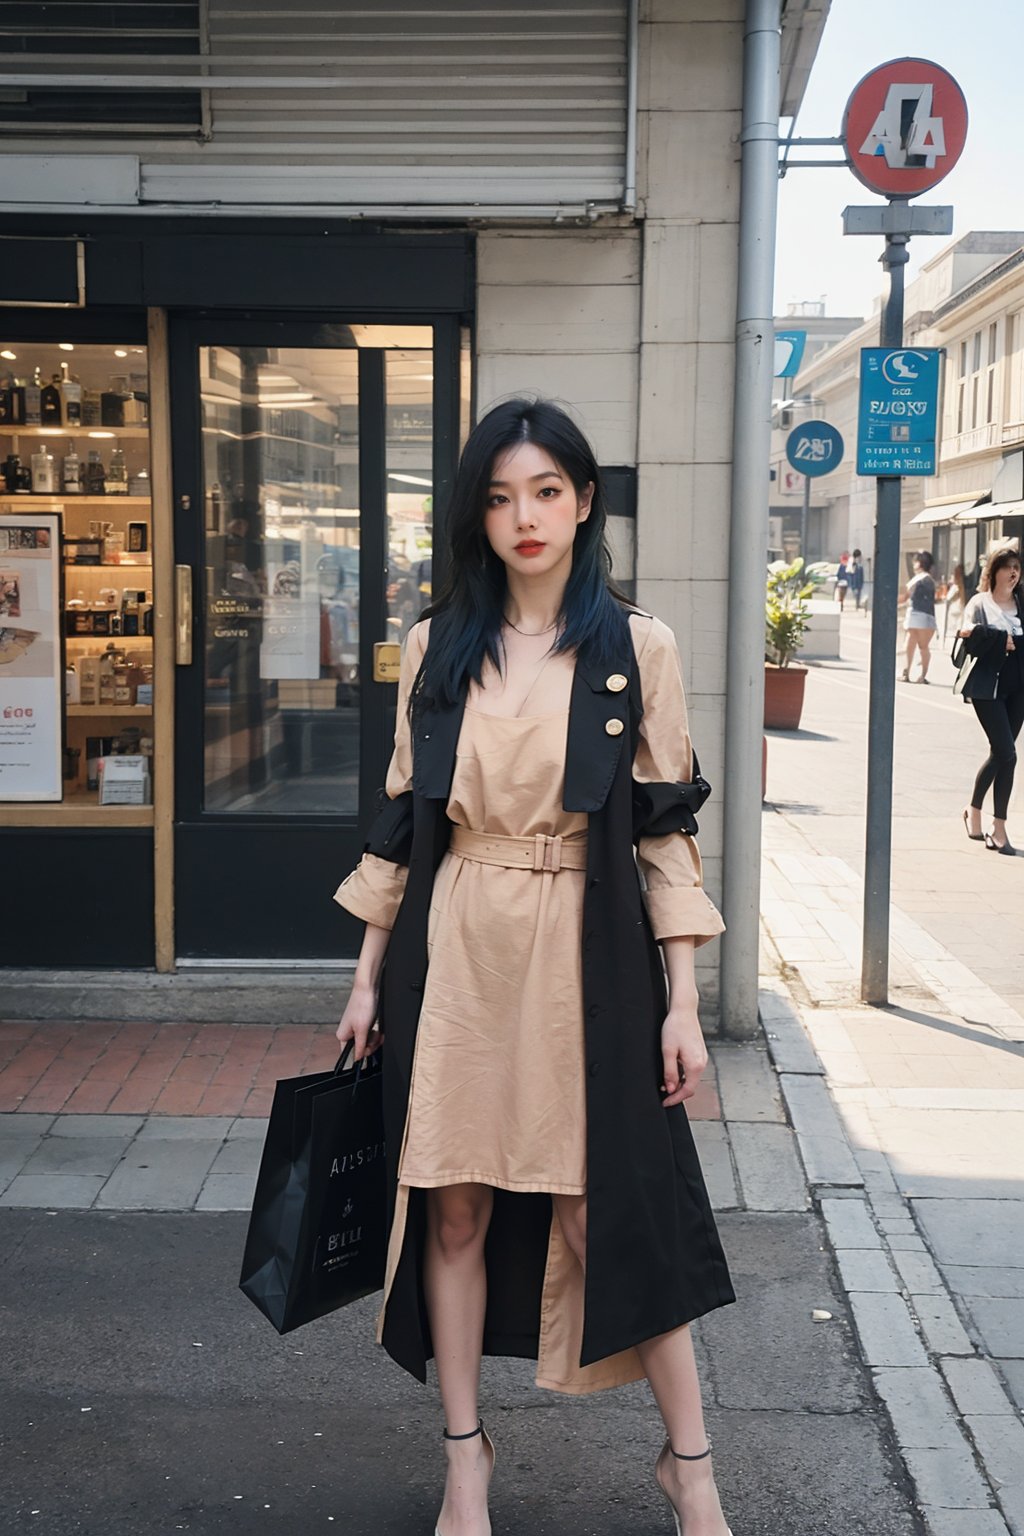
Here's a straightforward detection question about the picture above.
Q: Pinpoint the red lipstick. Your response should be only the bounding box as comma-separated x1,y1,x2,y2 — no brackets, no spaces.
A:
515,540,545,557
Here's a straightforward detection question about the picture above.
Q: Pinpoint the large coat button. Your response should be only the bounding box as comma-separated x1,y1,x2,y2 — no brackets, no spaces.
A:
605,718,624,736
606,673,628,693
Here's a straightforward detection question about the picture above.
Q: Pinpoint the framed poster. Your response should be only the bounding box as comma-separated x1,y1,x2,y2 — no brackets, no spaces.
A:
0,511,63,801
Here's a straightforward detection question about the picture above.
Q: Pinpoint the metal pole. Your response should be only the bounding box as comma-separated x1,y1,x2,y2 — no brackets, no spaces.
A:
800,468,810,559
721,0,781,1039
861,229,909,1004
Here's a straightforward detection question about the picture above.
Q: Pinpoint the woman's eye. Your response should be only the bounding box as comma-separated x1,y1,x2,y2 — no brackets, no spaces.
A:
538,486,559,499
486,494,506,508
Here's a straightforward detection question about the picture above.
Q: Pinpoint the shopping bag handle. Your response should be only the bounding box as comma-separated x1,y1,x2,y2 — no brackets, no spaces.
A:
334,1040,382,1093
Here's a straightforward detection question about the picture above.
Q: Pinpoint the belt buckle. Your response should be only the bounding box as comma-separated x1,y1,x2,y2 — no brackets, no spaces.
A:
532,833,562,873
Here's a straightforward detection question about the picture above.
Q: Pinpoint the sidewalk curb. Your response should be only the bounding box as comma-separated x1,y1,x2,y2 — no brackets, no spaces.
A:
760,974,1020,1536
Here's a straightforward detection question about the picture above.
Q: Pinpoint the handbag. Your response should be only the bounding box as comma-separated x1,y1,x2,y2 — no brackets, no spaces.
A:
239,1043,387,1334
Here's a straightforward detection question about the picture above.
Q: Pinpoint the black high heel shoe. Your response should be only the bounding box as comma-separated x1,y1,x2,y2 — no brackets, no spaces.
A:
435,1422,495,1536
657,1443,734,1536
985,833,1017,856
963,809,984,842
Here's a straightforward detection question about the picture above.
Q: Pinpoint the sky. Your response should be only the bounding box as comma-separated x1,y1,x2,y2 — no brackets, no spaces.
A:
775,0,1024,321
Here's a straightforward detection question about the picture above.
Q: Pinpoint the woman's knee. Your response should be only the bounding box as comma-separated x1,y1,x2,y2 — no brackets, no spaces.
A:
427,1185,491,1258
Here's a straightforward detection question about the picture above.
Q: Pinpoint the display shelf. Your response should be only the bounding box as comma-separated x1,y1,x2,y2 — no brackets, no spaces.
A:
0,426,150,439
0,495,151,508
68,704,153,718
1,792,153,828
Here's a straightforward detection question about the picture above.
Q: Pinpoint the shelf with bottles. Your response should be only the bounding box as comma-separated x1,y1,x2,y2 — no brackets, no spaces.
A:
3,436,148,500
0,346,148,437
64,586,154,642
1,425,151,441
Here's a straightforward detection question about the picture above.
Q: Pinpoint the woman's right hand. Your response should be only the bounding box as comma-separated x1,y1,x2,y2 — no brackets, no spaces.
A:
336,981,383,1061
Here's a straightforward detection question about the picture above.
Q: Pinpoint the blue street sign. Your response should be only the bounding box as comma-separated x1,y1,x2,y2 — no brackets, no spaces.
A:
774,330,807,378
785,419,845,478
857,347,941,476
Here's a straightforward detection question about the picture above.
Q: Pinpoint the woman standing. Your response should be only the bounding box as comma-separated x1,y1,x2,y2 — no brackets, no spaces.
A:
335,399,734,1536
901,550,937,683
958,543,1024,855
848,549,865,612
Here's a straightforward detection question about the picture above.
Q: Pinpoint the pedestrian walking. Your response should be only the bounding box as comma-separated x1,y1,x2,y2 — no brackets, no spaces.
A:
956,542,1024,856
835,550,850,611
334,398,734,1536
901,550,937,683
848,548,865,611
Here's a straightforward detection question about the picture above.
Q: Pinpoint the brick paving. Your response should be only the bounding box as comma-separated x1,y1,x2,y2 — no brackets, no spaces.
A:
0,1019,339,1118
0,1017,724,1121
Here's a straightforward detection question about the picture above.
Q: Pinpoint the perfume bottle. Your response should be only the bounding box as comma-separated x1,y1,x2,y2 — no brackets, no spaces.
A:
62,441,82,493
107,446,128,495
40,373,62,426
30,444,56,494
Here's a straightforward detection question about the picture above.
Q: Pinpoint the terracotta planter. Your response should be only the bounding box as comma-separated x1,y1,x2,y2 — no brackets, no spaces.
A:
764,662,808,731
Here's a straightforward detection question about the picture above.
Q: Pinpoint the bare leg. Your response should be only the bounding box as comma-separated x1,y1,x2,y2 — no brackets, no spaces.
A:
552,1195,729,1536
639,1327,731,1536
918,632,932,680
902,631,915,680
424,1184,495,1536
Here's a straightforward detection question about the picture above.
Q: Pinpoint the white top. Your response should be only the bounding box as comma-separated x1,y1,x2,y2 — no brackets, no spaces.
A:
964,591,1023,637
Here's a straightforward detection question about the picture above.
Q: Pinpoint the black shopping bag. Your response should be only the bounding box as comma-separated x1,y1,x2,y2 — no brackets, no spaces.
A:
239,1045,387,1333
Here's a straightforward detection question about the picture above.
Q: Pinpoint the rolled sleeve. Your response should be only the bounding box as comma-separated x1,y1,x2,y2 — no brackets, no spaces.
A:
333,621,428,928
631,613,725,948
334,853,409,931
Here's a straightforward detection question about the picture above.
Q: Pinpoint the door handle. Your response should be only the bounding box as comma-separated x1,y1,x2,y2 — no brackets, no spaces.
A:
175,564,193,666
373,641,402,682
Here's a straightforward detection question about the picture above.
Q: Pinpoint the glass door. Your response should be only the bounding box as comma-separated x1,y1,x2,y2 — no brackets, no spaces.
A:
170,318,439,960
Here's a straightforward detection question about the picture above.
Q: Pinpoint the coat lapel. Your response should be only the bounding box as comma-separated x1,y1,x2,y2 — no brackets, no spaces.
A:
564,634,636,814
412,686,467,801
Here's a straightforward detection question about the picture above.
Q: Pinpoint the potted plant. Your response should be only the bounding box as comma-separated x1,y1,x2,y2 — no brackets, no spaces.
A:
764,557,822,731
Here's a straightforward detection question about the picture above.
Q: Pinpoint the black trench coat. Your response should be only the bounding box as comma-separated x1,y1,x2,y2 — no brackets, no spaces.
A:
365,619,735,1385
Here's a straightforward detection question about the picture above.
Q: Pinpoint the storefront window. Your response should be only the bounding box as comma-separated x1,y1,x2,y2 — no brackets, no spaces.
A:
200,343,362,816
1,339,154,816
385,349,434,640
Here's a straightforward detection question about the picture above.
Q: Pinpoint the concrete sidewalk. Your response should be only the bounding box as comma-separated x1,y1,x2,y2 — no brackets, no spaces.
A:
761,645,1024,1536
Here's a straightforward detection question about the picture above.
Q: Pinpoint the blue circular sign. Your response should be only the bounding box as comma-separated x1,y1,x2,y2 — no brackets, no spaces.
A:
785,420,844,478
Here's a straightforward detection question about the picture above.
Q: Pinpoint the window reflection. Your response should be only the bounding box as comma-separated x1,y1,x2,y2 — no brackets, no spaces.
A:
200,344,361,816
386,350,433,640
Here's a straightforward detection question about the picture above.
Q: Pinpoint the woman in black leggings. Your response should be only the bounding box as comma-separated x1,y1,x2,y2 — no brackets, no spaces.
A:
958,545,1024,855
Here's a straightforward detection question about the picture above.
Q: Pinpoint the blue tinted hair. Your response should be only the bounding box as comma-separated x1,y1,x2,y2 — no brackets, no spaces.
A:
417,397,630,708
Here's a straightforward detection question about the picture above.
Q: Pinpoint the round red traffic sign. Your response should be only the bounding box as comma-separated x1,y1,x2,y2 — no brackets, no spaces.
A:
843,58,968,197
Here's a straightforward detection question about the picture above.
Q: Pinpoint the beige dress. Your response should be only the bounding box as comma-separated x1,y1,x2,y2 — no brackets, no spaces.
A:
334,612,725,1391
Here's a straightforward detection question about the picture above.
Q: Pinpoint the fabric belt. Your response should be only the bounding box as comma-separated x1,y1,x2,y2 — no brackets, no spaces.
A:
449,826,588,874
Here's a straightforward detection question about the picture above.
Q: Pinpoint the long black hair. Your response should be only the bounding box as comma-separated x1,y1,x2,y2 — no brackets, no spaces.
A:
419,397,630,707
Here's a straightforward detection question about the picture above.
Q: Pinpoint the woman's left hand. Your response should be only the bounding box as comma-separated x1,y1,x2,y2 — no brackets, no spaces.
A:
661,1005,708,1107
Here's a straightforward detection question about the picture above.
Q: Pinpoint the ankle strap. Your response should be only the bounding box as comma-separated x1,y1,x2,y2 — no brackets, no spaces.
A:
669,1444,711,1461
444,1421,483,1442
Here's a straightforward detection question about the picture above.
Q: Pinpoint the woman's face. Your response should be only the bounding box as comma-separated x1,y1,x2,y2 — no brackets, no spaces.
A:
993,557,1021,594
483,441,593,578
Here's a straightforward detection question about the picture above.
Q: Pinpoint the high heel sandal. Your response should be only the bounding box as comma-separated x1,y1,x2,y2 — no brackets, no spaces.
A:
985,832,1017,856
658,1443,733,1536
963,809,985,842
435,1422,495,1536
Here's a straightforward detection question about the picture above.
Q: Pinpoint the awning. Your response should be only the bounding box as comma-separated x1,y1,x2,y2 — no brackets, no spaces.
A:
910,497,984,525
973,499,1024,521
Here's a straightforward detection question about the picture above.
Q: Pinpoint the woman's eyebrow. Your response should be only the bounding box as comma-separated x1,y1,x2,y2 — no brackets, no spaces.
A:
489,471,564,487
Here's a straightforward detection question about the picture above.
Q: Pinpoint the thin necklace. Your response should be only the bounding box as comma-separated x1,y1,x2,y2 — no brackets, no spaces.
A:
504,615,558,636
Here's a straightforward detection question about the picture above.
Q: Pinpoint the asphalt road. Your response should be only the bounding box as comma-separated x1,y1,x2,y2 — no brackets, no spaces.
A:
0,1208,918,1536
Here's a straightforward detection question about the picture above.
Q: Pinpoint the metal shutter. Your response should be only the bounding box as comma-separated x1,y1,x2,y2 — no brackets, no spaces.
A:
149,0,630,213
0,0,202,134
